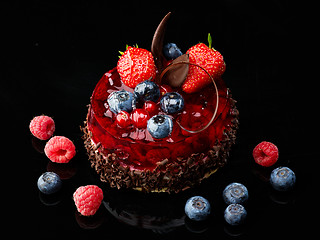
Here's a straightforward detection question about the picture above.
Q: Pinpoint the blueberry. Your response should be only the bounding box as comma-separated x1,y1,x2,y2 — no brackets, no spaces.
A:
147,115,173,139
160,92,184,114
163,43,183,60
223,183,249,205
270,167,296,191
184,196,211,221
224,204,247,226
107,90,136,114
134,80,160,103
37,172,62,195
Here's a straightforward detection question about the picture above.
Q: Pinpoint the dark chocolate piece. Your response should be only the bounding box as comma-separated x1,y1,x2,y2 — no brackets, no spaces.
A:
162,54,189,88
151,12,171,73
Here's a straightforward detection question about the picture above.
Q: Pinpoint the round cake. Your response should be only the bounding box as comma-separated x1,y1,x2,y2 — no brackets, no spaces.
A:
82,13,239,193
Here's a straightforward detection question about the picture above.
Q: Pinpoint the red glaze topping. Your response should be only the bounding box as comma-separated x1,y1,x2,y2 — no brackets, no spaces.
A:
88,67,233,171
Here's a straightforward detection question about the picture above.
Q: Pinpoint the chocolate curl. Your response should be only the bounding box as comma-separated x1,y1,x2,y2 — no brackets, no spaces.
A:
160,61,219,134
151,12,172,74
161,54,189,87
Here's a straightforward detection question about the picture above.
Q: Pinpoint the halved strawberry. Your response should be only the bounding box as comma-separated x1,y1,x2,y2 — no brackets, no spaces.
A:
182,34,226,93
117,46,157,88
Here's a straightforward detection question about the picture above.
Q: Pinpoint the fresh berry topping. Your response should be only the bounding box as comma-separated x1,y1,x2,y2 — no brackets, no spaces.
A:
73,185,103,216
224,204,247,226
182,34,226,93
131,109,150,128
134,80,160,103
270,167,296,191
160,92,184,114
223,183,249,205
44,136,76,163
147,114,173,139
29,115,55,140
116,111,132,128
37,172,62,195
117,46,157,88
107,90,136,114
143,100,158,116
253,141,279,167
184,196,211,221
163,43,183,60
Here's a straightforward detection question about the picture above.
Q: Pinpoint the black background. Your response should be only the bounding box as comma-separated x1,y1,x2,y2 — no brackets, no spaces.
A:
3,0,315,239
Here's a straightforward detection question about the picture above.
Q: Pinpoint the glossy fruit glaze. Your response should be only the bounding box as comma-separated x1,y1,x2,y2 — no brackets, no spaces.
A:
88,67,233,171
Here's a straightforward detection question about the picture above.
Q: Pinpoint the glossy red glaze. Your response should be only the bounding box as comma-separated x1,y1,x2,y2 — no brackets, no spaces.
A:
88,67,233,171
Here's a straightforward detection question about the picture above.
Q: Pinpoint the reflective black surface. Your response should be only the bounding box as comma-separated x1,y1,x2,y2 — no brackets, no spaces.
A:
3,1,314,239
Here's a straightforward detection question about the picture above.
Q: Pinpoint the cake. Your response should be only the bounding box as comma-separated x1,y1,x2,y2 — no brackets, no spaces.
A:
82,13,239,193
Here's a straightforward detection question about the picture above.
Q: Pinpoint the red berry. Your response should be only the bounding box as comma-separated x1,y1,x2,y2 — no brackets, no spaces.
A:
143,101,158,116
252,141,279,167
117,46,157,88
29,115,55,140
131,109,149,128
116,111,132,128
73,185,103,216
182,34,226,93
44,136,76,163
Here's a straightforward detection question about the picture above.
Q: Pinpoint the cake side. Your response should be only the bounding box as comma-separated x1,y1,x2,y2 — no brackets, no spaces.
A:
82,97,238,193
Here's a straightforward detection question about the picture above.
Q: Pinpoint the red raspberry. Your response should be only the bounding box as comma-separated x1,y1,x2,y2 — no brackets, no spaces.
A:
252,141,279,167
29,115,55,140
44,136,76,163
73,185,103,216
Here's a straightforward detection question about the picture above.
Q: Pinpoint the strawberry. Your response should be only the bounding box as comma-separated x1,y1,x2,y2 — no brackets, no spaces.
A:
182,34,226,93
117,46,157,88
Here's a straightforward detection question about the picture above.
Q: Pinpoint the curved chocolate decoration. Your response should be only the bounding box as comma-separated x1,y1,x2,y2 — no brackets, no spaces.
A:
151,12,172,74
162,54,189,87
160,61,219,134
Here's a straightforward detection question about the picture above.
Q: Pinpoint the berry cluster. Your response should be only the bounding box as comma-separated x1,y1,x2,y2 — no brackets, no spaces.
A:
184,183,248,225
106,79,185,139
30,115,76,163
113,33,226,139
30,115,103,217
185,142,296,226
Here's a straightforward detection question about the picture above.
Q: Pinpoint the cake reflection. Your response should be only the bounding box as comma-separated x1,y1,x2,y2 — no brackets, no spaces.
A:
102,189,186,233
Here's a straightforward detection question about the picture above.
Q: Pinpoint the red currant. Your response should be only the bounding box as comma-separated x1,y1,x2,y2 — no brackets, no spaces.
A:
116,111,132,128
143,101,158,116
131,109,150,128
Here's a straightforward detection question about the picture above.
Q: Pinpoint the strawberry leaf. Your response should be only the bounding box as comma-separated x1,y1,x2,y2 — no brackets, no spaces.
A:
208,33,212,49
208,33,216,51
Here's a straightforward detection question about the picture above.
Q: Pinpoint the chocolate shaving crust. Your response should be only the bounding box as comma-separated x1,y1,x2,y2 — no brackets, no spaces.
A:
81,95,239,193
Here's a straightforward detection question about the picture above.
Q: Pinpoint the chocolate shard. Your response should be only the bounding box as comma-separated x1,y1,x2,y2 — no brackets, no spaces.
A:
151,12,172,73
162,54,189,87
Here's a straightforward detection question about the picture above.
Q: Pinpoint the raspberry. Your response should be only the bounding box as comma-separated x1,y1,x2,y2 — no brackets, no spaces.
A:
29,115,55,140
44,136,76,163
252,141,279,167
73,185,103,216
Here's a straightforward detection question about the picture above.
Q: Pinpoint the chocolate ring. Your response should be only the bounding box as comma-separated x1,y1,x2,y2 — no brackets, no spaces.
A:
160,61,219,133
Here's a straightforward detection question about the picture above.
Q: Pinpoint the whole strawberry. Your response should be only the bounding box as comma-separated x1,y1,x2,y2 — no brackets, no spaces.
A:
117,46,157,88
182,34,226,93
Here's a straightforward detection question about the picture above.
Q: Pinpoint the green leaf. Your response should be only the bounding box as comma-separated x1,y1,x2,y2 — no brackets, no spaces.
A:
208,33,212,49
208,33,216,50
